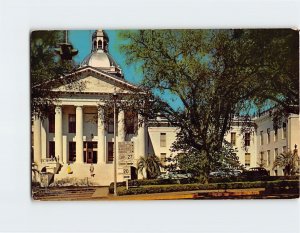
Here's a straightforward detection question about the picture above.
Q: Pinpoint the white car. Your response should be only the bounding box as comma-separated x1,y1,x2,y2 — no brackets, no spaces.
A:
158,170,193,179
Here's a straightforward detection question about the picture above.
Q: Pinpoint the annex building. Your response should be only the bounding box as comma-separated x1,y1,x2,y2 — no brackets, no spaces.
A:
32,30,300,186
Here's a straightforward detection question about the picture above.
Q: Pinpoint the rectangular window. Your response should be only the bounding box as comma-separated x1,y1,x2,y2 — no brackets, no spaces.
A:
107,142,114,163
231,132,236,146
245,153,251,166
274,128,278,142
160,133,166,147
107,112,114,134
260,151,266,166
49,141,55,158
275,148,278,158
267,150,271,166
125,111,138,134
48,113,55,133
282,122,287,139
69,114,76,133
245,132,250,146
267,128,271,144
260,131,264,145
69,142,76,163
283,146,287,153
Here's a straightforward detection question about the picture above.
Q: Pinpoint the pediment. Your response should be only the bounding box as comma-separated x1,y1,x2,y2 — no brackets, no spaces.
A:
52,66,138,94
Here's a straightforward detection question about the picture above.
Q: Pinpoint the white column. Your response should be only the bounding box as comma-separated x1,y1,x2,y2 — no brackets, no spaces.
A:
76,106,84,163
138,114,146,158
55,106,63,163
41,119,47,160
98,107,105,163
33,115,41,165
118,110,125,142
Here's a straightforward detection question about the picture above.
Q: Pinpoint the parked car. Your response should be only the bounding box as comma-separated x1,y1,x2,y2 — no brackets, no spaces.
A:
157,170,193,180
209,170,242,178
242,167,269,179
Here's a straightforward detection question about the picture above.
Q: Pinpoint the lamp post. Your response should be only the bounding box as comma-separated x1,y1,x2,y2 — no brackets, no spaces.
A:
113,92,118,196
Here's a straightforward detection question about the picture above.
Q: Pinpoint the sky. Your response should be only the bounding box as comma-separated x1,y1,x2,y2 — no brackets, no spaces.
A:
68,30,183,110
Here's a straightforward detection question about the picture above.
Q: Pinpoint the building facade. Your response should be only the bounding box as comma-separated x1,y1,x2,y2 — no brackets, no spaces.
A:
32,30,147,186
254,111,300,175
224,118,258,169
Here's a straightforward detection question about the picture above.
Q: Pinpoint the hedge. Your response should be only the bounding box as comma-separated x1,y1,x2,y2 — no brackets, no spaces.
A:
108,178,198,193
109,176,299,194
110,180,299,196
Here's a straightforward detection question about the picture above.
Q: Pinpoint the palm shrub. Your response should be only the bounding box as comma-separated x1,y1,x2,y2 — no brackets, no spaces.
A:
137,155,162,179
273,150,299,176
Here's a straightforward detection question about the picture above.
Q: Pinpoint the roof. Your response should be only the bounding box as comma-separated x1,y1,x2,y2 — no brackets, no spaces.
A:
52,66,142,94
81,50,118,69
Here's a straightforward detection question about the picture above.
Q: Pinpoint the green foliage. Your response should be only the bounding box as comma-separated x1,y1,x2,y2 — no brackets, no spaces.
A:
212,141,245,172
119,29,299,179
176,152,206,177
176,141,244,180
31,30,77,118
137,155,162,179
273,149,300,176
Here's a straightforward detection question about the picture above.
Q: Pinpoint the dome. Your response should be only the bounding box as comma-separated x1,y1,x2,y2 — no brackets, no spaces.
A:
81,50,118,68
80,29,123,77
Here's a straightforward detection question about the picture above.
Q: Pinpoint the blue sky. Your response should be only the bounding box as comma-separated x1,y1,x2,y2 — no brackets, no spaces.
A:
68,30,183,110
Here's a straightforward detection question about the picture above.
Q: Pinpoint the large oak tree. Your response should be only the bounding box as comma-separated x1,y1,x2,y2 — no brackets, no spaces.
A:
119,29,299,179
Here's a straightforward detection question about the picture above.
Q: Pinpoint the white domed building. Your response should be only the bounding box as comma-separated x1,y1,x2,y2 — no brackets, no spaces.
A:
31,30,155,186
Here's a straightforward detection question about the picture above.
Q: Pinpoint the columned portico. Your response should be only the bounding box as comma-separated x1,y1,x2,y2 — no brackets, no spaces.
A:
55,106,63,163
76,106,84,163
98,107,105,163
33,116,41,165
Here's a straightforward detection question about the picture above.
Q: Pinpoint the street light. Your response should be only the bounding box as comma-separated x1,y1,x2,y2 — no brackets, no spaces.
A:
113,91,118,196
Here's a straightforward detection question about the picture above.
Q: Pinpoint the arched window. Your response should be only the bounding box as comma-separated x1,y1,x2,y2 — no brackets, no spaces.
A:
93,41,97,50
103,41,107,51
98,40,102,49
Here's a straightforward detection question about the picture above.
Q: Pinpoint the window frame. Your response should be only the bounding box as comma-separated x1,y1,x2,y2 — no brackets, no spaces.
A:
245,132,250,146
49,141,55,158
282,122,287,139
69,141,76,163
160,133,167,147
68,114,76,133
245,153,251,167
48,113,55,133
260,131,264,145
107,142,114,163
267,128,271,144
231,132,236,146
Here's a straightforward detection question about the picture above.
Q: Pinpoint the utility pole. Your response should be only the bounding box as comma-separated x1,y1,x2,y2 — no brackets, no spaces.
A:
113,92,118,196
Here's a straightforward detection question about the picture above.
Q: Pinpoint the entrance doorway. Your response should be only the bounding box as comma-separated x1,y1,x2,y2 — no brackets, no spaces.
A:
83,141,98,163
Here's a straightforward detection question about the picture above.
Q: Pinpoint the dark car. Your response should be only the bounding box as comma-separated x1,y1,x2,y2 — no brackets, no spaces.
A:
242,167,269,179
